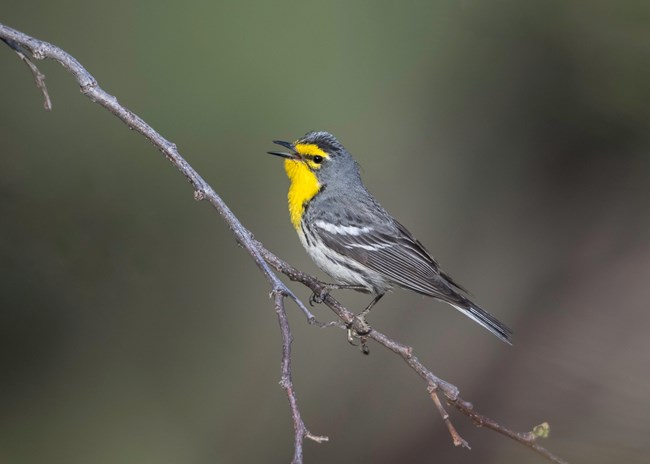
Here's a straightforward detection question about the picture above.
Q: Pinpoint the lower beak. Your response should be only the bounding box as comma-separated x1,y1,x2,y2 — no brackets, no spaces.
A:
267,140,300,160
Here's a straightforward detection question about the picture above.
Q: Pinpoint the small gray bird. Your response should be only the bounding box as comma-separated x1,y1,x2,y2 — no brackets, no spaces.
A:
267,131,512,344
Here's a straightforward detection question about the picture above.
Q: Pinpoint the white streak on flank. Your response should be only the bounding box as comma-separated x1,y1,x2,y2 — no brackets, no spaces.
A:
297,228,388,292
344,243,392,251
314,220,372,236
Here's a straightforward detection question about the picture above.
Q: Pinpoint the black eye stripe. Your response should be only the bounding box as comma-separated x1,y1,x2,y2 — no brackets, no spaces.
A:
299,153,326,165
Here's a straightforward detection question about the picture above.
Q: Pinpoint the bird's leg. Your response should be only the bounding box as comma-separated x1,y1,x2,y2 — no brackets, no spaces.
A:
309,282,367,306
359,293,384,321
347,293,385,345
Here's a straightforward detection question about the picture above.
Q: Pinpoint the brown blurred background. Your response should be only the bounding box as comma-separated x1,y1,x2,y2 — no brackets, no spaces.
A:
1,1,649,463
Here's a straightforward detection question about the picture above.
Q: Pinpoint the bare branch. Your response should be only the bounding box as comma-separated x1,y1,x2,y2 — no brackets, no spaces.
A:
452,401,569,464
272,290,329,464
2,37,51,110
429,385,470,449
0,22,323,463
0,22,568,464
259,245,570,464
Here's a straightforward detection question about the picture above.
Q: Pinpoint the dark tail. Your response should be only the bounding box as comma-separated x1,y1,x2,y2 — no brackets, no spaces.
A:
450,301,513,345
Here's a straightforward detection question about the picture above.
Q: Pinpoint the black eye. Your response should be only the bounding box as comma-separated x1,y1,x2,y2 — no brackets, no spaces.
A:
313,155,324,164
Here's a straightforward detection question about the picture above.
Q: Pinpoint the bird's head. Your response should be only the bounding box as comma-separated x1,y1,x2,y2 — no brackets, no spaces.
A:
267,131,357,186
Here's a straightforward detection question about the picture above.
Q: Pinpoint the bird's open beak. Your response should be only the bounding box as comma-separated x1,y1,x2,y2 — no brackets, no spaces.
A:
267,140,300,160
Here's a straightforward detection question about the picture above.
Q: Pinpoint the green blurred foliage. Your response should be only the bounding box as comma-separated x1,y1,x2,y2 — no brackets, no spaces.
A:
1,1,649,463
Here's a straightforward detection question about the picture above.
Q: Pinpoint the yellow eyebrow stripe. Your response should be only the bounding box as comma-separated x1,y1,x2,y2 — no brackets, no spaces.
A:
293,143,329,158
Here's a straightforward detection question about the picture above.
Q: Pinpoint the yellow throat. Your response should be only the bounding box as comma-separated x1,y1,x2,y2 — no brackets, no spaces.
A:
285,159,321,231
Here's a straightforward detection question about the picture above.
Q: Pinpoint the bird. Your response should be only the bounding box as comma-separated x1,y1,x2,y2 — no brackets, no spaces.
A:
267,131,512,345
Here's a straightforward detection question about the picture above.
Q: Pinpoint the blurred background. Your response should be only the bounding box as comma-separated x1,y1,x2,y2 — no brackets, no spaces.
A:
1,1,649,463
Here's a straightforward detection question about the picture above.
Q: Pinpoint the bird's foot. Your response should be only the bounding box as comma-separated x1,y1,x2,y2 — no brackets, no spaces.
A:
309,287,331,306
346,315,372,355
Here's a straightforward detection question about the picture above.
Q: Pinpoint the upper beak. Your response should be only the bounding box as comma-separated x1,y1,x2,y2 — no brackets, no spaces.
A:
267,140,300,160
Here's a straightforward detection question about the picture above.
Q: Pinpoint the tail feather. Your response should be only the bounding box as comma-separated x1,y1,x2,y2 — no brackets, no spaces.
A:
451,302,513,345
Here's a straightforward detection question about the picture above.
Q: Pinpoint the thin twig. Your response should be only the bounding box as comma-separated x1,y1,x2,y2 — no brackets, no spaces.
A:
272,290,329,464
428,385,470,449
452,400,569,464
0,22,568,464
2,37,52,110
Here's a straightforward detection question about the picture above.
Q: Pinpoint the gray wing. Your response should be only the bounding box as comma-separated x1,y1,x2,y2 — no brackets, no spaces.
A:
310,213,513,344
311,215,463,302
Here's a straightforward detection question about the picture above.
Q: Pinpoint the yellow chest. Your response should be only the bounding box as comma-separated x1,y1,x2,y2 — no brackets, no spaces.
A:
285,159,321,230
